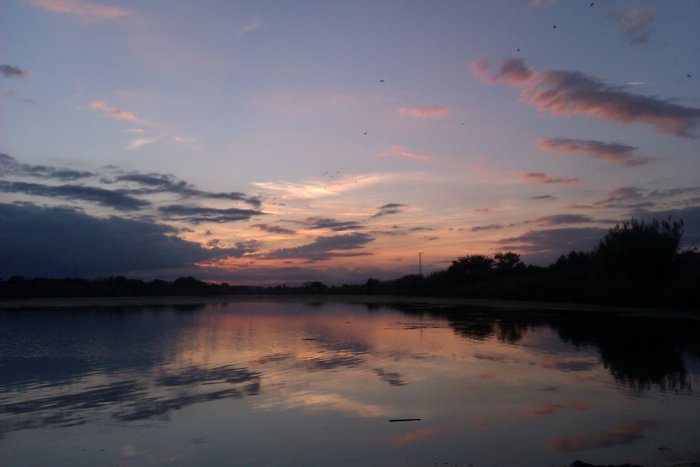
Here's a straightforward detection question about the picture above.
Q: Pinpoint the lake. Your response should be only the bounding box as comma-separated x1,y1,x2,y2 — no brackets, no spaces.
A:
1,299,698,466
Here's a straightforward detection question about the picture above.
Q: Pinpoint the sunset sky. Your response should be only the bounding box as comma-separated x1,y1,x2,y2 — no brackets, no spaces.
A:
2,0,699,284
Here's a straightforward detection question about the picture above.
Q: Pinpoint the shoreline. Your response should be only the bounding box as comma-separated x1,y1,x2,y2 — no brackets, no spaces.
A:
1,294,697,320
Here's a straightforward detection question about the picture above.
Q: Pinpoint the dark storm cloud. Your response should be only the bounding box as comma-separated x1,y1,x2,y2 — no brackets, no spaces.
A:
0,64,28,78
472,57,700,138
371,203,406,218
498,227,607,265
114,172,261,207
537,138,651,166
265,233,374,261
303,217,364,231
0,203,252,277
0,153,93,180
252,223,296,235
0,180,150,211
158,204,263,224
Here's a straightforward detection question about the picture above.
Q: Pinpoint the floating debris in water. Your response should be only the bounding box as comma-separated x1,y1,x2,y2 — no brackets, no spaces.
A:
388,418,421,422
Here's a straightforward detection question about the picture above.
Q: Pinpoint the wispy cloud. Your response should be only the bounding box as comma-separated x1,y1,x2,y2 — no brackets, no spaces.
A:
533,214,592,226
0,153,92,180
618,5,657,45
471,224,503,232
114,172,261,207
303,217,364,232
519,172,580,184
0,180,150,211
594,186,700,209
0,64,29,78
397,106,449,118
378,145,431,161
252,224,296,235
126,135,162,150
30,0,131,21
264,233,374,261
240,17,264,35
537,137,652,166
372,203,405,218
158,205,263,224
89,99,144,123
173,135,196,145
472,57,700,138
253,173,386,199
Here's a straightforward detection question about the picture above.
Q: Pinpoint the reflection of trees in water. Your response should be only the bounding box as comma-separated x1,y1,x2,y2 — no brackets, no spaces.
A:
551,314,694,392
388,303,699,392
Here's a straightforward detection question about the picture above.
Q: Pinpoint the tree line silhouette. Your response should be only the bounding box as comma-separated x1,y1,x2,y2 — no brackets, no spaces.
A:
2,217,698,309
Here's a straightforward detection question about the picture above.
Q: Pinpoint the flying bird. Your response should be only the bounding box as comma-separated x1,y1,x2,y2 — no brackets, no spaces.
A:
517,48,520,52
553,25,557,29
590,2,594,6
687,74,692,78
379,79,385,83
363,131,367,135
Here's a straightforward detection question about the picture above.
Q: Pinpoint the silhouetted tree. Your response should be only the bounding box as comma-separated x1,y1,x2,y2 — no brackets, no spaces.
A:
594,217,683,280
447,255,495,287
551,250,593,273
494,251,523,273
303,281,327,293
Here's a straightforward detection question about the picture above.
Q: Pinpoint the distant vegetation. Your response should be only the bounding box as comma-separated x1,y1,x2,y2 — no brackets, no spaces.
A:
2,217,698,309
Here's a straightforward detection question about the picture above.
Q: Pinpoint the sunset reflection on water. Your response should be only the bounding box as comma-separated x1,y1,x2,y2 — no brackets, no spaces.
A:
1,300,698,466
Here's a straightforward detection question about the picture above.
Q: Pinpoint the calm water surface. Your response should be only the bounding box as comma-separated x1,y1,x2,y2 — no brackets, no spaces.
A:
1,300,699,466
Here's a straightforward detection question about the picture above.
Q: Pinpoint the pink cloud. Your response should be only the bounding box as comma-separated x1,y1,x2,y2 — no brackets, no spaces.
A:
537,137,652,166
519,172,580,184
547,420,658,452
30,0,131,20
89,100,142,122
472,57,700,138
397,106,449,118
378,145,431,161
173,135,196,144
471,58,533,85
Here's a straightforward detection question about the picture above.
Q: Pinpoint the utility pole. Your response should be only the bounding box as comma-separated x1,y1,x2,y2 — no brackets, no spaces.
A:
418,252,423,276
